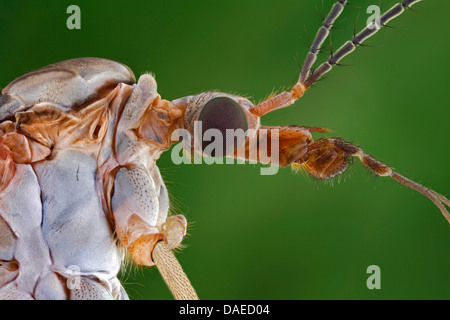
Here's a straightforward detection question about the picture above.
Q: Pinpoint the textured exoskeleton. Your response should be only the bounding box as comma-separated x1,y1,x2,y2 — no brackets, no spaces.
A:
1,1,449,297
0,58,188,299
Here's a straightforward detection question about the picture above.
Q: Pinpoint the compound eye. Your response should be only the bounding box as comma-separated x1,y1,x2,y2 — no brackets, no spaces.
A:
197,96,248,157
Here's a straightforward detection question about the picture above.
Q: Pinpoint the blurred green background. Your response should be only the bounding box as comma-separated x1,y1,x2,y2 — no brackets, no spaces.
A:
1,0,448,299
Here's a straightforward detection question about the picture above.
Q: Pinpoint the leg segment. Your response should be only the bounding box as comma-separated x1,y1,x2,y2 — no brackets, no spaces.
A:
293,138,450,223
249,0,422,116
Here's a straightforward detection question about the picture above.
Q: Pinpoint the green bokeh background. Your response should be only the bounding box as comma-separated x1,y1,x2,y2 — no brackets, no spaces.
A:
1,0,448,299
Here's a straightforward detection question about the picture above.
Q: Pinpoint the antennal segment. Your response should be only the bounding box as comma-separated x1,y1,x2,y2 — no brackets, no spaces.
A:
250,0,422,116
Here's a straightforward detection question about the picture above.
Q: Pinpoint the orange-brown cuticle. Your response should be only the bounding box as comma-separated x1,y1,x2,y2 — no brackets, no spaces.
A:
292,83,306,99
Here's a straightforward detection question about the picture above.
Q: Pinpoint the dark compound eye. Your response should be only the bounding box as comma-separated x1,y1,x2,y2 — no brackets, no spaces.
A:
197,96,248,157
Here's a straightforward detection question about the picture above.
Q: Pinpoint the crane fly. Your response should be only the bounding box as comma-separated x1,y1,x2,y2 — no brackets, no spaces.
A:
0,0,448,300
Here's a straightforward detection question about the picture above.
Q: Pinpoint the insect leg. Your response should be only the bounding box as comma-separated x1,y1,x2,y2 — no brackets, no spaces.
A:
293,138,450,223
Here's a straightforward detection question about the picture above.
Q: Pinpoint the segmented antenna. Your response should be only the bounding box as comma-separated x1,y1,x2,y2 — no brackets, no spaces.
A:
305,0,421,87
299,0,347,84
